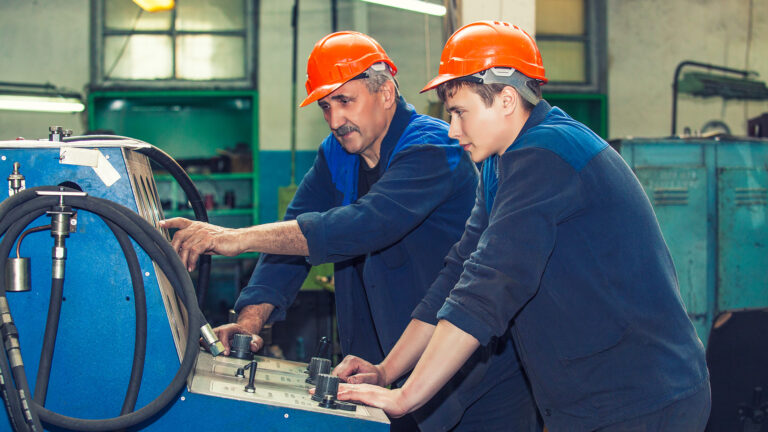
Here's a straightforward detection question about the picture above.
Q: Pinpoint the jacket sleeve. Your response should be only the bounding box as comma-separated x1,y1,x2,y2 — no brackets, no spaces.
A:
437,147,584,344
296,145,458,265
234,149,336,323
411,180,488,324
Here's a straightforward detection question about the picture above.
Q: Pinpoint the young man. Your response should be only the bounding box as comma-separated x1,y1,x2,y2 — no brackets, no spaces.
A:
163,31,539,431
336,21,711,431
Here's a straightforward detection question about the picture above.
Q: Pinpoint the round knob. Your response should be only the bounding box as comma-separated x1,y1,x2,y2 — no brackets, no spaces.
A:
312,373,339,402
306,357,331,384
230,333,253,359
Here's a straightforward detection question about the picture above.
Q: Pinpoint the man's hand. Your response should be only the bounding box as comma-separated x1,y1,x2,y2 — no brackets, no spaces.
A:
202,304,274,356
210,323,264,356
333,355,388,386
336,384,411,418
160,217,243,271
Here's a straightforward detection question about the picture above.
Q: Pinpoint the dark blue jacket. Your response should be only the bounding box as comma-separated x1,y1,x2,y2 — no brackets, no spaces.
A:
431,101,709,431
235,97,477,364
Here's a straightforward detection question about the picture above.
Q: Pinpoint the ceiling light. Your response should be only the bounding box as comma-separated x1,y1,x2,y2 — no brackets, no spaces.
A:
132,0,175,13
0,82,85,113
361,0,446,16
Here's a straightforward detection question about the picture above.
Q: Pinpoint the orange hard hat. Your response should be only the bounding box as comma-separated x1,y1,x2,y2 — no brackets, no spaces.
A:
300,31,397,107
421,21,546,93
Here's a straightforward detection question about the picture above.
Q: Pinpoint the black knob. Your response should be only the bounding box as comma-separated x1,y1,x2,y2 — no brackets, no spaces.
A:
230,333,252,359
312,373,339,402
312,336,331,360
244,360,258,393
306,357,331,384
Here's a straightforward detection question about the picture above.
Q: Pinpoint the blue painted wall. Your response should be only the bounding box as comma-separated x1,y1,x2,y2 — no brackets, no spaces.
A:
258,150,318,223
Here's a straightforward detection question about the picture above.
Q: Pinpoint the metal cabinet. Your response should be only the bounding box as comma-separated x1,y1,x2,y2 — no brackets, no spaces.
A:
618,137,768,343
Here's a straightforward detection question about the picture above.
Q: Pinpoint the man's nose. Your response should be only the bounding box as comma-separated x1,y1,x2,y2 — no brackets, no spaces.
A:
327,109,346,131
448,118,461,140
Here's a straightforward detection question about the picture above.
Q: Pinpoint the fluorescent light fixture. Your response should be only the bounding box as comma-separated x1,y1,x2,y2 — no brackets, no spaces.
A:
0,82,86,113
361,0,446,16
0,95,85,113
132,0,175,12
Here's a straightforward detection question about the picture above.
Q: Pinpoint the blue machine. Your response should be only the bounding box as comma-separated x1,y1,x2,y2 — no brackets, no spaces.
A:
0,134,388,431
617,136,768,343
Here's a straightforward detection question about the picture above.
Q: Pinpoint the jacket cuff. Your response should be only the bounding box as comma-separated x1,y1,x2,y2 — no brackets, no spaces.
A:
411,302,439,325
436,298,494,345
234,285,290,324
296,212,328,266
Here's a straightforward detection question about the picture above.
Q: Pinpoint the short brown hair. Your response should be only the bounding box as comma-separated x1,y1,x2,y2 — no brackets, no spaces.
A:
436,79,540,111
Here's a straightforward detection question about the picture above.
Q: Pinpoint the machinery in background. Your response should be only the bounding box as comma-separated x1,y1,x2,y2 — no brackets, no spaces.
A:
615,136,768,432
0,129,388,431
671,60,768,137
616,136,768,343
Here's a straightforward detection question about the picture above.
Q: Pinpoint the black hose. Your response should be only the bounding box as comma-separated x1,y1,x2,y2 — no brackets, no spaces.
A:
103,218,147,415
61,135,212,308
32,277,63,406
0,189,203,431
0,326,31,432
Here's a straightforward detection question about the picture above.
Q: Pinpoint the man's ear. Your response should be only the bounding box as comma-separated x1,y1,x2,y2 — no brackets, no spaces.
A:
380,80,397,109
498,85,518,115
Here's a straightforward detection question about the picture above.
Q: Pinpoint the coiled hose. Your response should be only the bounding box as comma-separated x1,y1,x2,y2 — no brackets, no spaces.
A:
0,187,204,431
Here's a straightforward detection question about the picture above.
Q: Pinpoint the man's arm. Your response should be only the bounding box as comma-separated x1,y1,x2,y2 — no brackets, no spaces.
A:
298,145,475,265
160,218,309,272
336,320,478,417
333,319,436,385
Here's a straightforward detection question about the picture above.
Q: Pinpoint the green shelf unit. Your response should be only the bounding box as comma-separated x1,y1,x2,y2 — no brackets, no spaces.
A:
88,89,260,227
544,92,608,139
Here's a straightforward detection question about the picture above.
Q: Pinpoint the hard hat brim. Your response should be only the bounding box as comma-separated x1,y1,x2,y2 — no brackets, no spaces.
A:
420,74,461,93
299,82,345,107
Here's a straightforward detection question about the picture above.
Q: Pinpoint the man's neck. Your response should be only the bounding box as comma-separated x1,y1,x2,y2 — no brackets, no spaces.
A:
360,104,397,168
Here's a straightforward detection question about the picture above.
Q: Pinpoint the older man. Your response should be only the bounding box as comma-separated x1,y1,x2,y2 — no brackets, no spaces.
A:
162,31,539,431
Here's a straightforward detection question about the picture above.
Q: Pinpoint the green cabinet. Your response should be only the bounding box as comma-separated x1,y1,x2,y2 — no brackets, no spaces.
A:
88,90,259,227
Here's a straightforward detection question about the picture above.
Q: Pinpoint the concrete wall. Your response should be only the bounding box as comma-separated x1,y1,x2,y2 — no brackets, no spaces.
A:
608,0,768,138
0,0,90,140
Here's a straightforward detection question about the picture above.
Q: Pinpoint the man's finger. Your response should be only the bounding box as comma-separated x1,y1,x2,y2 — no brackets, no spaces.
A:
347,372,379,385
160,217,193,230
250,334,264,352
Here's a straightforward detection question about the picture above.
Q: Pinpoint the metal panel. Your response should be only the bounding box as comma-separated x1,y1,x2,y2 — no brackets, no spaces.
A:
635,166,709,338
0,141,388,431
717,167,768,311
621,137,768,345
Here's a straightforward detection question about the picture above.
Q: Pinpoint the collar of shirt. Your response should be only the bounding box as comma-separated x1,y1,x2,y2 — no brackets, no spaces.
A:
376,96,414,177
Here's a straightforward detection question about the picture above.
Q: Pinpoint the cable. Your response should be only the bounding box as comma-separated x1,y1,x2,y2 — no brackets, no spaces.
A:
0,188,204,431
15,226,51,259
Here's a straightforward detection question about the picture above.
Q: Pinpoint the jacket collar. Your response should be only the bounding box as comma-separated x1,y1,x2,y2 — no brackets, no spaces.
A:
514,99,551,144
375,96,413,174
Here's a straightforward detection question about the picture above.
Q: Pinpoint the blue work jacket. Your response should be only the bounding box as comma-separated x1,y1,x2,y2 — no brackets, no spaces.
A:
235,97,477,364
430,100,709,431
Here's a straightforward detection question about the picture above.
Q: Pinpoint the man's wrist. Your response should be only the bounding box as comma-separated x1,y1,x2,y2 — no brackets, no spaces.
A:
237,304,274,334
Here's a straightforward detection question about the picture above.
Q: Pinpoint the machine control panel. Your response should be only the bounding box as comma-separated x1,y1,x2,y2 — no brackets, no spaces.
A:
188,350,389,424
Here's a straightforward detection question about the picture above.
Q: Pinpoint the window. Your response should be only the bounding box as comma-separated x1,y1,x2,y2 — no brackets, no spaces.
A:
92,0,256,88
536,0,605,92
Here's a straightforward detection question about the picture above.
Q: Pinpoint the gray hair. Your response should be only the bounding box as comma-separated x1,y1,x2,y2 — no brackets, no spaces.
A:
362,62,400,97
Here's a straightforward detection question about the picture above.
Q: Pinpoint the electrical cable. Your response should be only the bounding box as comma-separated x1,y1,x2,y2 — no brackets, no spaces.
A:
0,188,204,431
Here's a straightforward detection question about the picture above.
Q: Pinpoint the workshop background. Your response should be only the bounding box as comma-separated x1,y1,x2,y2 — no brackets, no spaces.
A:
1,0,768,429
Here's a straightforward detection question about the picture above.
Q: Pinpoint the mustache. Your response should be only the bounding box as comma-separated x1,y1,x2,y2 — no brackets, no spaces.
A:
333,123,360,138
